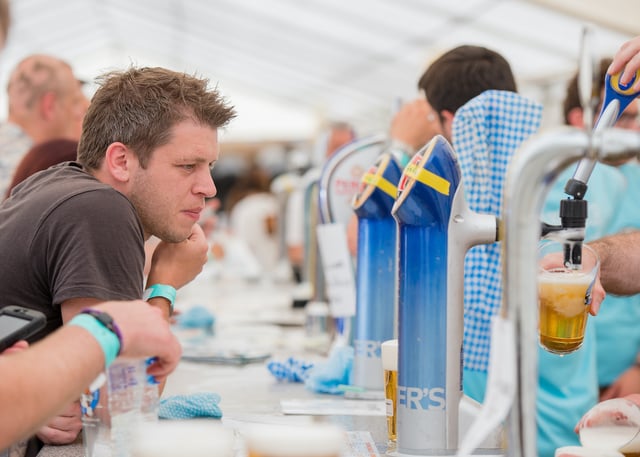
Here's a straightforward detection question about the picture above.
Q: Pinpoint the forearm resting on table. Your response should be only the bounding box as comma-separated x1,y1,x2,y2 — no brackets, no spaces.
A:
592,231,640,295
0,326,105,449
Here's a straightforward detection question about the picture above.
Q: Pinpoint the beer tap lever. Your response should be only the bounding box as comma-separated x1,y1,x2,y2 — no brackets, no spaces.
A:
546,27,640,267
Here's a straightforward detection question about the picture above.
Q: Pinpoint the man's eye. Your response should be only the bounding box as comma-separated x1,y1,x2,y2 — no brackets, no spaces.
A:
182,164,195,171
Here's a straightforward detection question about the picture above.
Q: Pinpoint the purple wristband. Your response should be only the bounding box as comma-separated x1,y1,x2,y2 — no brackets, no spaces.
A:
80,308,123,355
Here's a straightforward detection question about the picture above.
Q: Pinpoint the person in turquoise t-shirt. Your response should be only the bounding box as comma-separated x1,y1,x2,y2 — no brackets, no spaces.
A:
418,44,590,457
596,162,640,397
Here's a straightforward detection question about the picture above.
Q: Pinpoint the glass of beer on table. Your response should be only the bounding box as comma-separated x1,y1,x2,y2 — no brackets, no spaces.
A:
538,239,599,355
381,339,398,448
578,397,640,457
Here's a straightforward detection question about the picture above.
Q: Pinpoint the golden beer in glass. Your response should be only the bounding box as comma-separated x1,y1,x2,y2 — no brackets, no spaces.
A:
381,339,398,446
538,241,599,355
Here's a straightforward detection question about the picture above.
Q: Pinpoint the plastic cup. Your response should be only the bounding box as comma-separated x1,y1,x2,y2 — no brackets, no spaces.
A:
578,398,640,457
81,359,146,457
538,240,599,355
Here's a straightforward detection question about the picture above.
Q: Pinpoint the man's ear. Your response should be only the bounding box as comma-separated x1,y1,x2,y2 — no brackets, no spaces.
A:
440,110,455,141
39,92,56,120
104,142,135,183
440,110,455,123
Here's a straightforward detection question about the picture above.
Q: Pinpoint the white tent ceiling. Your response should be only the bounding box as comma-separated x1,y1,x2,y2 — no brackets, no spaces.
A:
1,0,638,142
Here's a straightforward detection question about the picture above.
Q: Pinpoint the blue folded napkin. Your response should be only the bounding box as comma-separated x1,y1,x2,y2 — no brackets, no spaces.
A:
158,392,222,419
267,356,315,383
304,345,354,395
175,305,215,333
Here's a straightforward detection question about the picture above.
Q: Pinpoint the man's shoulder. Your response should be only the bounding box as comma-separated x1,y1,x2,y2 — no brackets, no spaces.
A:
15,162,111,197
10,163,135,220
49,165,134,210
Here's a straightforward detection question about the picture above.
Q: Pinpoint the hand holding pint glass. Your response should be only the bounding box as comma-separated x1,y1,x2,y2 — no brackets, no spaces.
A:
538,240,599,355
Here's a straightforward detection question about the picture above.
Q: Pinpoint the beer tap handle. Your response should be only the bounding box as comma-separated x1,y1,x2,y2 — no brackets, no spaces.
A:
596,70,640,129
553,27,597,267
568,31,640,195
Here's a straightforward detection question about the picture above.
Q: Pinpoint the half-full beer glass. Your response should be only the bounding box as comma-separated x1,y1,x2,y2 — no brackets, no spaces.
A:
578,398,640,457
381,339,398,448
538,240,599,355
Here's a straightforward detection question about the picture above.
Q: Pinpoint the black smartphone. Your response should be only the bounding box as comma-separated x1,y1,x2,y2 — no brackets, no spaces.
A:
0,305,46,353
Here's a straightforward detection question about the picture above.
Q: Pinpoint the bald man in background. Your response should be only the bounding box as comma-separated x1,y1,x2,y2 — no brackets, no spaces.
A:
0,54,89,196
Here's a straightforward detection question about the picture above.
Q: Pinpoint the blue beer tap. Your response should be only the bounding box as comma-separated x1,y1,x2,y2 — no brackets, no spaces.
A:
350,153,403,392
391,136,497,455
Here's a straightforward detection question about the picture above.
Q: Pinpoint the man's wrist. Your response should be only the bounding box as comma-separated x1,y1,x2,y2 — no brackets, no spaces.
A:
143,284,177,315
69,311,122,368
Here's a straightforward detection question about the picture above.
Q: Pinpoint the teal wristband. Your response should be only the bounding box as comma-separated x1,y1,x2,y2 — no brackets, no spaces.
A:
69,314,121,368
143,284,177,315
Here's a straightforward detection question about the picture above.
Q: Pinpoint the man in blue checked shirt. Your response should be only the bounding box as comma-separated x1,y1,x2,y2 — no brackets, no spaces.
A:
416,45,587,457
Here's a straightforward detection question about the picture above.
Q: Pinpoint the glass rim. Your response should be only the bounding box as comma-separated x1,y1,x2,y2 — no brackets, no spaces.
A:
538,240,600,273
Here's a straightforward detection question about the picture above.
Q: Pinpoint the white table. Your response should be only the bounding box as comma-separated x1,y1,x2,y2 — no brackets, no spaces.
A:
38,272,387,456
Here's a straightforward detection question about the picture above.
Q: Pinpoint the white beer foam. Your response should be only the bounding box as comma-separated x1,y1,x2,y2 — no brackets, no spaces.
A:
381,339,398,371
580,425,639,451
555,445,624,457
539,270,593,284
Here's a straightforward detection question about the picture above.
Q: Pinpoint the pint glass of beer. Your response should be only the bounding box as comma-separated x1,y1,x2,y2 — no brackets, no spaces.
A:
578,398,640,457
381,339,398,447
538,240,599,355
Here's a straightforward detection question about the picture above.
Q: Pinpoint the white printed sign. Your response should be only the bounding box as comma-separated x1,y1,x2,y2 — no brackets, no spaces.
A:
316,223,356,317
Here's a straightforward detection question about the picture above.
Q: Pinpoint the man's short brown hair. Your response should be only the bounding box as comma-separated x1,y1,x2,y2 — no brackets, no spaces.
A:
77,66,236,170
418,45,517,114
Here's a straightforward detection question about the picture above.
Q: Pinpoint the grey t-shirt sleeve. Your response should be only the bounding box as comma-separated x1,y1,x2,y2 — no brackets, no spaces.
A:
32,188,145,306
